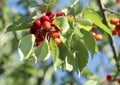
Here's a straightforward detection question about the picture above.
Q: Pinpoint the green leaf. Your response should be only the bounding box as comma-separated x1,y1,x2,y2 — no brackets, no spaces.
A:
18,34,35,60
53,16,70,34
34,40,50,62
50,38,63,71
76,40,88,72
76,19,93,31
83,10,112,36
6,18,33,32
84,80,99,85
81,29,96,57
72,35,88,72
65,50,76,71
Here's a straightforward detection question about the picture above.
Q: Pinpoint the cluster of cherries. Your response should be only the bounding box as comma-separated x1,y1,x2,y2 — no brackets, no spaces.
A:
29,11,65,47
106,73,120,83
110,18,120,37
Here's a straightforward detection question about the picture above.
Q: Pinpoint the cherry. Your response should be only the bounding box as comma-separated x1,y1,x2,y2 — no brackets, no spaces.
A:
56,12,64,17
94,34,103,41
43,21,51,31
110,18,119,25
36,40,42,46
33,20,41,28
117,77,120,83
50,31,60,39
112,28,118,35
40,15,50,23
46,11,54,18
54,38,62,47
115,23,120,31
106,74,113,81
30,26,39,34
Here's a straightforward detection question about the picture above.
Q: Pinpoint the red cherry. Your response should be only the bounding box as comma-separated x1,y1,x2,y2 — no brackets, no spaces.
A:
110,18,119,25
56,12,64,17
46,11,54,18
94,34,103,41
50,31,60,39
36,31,46,40
36,40,42,46
54,38,62,47
106,74,113,81
33,20,41,28
117,77,120,83
112,28,118,35
30,26,39,34
115,23,120,31
43,21,51,31
40,15,50,23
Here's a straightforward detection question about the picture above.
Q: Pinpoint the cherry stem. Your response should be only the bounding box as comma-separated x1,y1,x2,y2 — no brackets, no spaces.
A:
97,0,120,71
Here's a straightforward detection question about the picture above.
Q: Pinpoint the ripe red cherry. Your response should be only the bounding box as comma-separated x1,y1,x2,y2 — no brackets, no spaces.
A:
56,12,64,17
40,15,50,23
54,38,62,47
46,11,54,18
36,40,42,46
110,18,119,25
30,26,39,34
112,28,118,35
106,74,113,81
117,77,120,83
50,31,60,39
94,34,103,41
115,23,120,31
33,20,41,28
43,21,51,31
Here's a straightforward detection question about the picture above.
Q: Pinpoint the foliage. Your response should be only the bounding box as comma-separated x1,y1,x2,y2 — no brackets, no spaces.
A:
0,0,120,85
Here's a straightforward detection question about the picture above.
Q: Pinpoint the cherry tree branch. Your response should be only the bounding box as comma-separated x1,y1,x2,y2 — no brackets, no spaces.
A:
103,8,120,16
97,0,120,71
70,0,80,8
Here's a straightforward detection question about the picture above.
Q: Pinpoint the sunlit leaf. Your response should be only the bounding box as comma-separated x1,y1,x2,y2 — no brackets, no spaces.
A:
34,40,50,62
53,16,70,34
6,18,33,32
76,19,93,31
81,29,96,57
18,34,35,60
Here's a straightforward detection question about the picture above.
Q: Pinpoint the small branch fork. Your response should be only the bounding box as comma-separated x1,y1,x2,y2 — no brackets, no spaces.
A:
97,0,120,71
